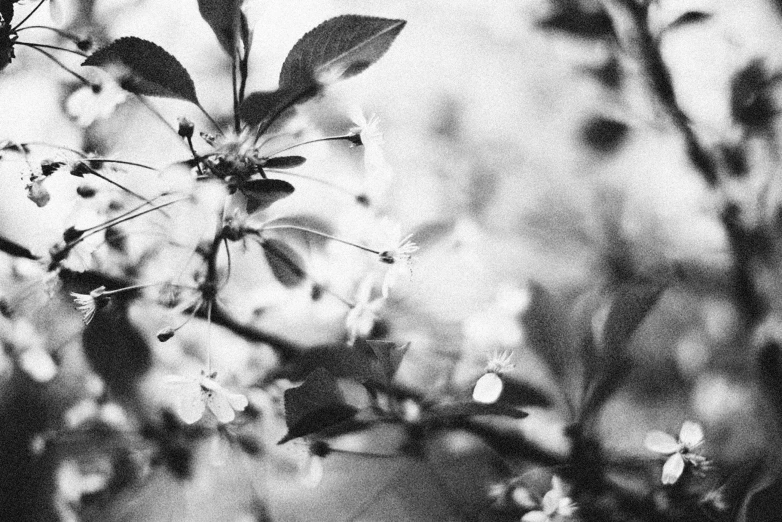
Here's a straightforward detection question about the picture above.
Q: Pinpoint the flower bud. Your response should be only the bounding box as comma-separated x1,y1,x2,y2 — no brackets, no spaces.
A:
177,117,194,139
157,327,175,342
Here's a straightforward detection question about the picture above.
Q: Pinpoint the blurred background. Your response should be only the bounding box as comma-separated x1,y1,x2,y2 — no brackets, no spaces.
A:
1,0,780,520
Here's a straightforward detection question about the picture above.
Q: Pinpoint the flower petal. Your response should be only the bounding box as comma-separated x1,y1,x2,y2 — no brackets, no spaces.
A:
226,391,249,412
176,385,205,424
662,453,685,485
541,488,561,515
644,431,679,454
521,511,550,522
558,497,577,517
472,372,503,404
19,348,57,382
206,390,236,423
679,421,704,449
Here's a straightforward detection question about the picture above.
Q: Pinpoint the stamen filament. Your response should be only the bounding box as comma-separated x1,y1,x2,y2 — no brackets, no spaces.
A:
16,41,87,58
259,224,380,255
12,0,46,31
18,44,92,85
263,134,355,158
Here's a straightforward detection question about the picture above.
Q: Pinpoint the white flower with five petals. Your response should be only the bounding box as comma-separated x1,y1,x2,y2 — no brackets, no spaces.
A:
521,476,577,522
645,420,708,485
345,275,385,345
166,371,249,424
375,220,419,298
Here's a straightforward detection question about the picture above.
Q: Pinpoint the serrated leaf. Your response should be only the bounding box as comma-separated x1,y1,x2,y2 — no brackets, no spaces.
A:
197,0,241,55
83,37,199,105
240,178,294,213
263,155,306,169
261,237,306,288
0,235,38,260
239,16,405,128
280,15,405,87
279,367,358,444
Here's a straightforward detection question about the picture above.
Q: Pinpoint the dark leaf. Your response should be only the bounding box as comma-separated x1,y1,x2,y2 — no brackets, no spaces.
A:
240,178,294,213
0,234,37,260
0,0,15,24
582,281,666,418
581,117,629,154
355,340,410,387
263,155,306,169
601,281,666,358
537,8,614,39
668,11,711,32
731,60,775,130
261,237,306,288
280,15,406,87
425,402,528,424
83,37,199,104
279,367,358,444
496,377,553,409
521,282,575,387
239,16,405,127
197,0,241,55
239,85,319,127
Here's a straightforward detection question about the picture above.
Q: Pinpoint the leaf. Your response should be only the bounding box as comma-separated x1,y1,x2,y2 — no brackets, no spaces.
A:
280,15,406,87
240,178,294,213
521,282,575,387
731,60,774,130
1,0,14,24
424,402,528,424
239,15,405,127
581,281,665,418
83,37,199,105
263,155,306,169
279,367,358,444
239,85,319,127
197,0,242,55
601,281,666,358
0,235,38,260
355,340,410,387
261,237,306,288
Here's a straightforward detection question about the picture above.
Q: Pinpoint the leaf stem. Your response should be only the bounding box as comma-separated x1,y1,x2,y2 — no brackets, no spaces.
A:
134,94,187,147
196,103,224,136
18,44,92,85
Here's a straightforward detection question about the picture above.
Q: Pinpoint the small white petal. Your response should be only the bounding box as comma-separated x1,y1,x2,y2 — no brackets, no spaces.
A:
300,455,324,489
226,391,249,412
662,453,685,485
558,497,577,517
176,385,206,424
644,431,679,454
19,348,57,382
206,390,236,423
472,372,503,404
521,511,549,522
679,421,704,449
542,488,561,515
